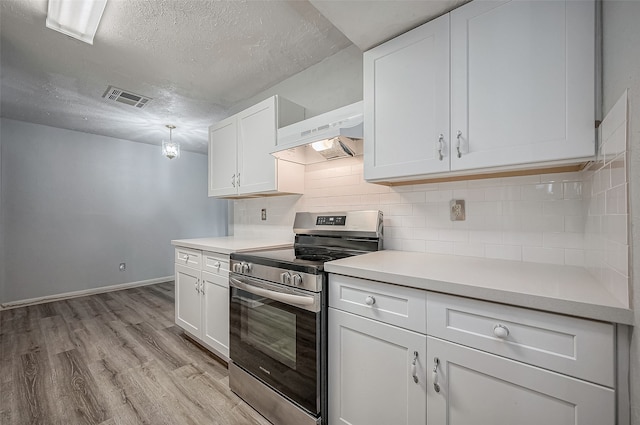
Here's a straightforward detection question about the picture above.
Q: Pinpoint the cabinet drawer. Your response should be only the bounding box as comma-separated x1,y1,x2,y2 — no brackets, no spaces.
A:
329,275,426,334
202,251,229,276
426,292,615,387
175,247,201,268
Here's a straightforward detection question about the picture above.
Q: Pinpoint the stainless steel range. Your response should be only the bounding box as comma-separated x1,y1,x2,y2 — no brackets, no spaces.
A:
228,210,383,425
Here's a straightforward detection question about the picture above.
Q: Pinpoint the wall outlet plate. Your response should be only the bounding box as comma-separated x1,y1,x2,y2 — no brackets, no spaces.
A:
450,199,465,221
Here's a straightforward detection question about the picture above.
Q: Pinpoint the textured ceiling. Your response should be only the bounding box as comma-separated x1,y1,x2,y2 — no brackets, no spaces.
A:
0,0,352,152
0,0,466,154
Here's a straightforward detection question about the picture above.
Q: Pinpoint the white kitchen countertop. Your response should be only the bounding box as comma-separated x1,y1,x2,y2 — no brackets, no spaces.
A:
171,236,292,254
325,250,633,325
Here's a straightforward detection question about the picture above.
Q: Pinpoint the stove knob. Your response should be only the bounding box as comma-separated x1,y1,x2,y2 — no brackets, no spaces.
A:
232,263,241,273
291,274,302,287
241,262,251,274
281,272,291,285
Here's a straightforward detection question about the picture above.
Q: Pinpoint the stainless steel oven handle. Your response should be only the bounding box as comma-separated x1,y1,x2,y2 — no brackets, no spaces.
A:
230,277,315,307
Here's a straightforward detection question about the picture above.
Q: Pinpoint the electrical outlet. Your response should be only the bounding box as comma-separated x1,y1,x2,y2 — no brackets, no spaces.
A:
261,208,267,221
119,262,126,271
450,199,465,221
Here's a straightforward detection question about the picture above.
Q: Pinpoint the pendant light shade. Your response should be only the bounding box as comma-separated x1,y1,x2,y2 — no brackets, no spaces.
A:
162,125,180,159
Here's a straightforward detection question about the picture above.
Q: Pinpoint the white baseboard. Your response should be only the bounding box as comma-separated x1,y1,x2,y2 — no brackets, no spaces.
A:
0,276,174,310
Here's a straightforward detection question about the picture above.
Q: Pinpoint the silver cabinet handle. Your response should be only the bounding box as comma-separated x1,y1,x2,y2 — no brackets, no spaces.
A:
231,174,236,187
456,131,463,158
237,172,240,187
437,134,444,161
432,357,441,392
365,295,376,306
200,280,205,295
411,351,419,384
184,253,190,263
194,279,200,294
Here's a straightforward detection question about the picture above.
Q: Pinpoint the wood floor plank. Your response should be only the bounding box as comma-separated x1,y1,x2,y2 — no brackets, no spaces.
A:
53,349,108,425
125,322,191,371
0,283,271,425
16,348,53,425
40,315,76,356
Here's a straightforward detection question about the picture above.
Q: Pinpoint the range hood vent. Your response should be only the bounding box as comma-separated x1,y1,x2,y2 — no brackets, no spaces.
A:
102,86,152,109
272,101,363,164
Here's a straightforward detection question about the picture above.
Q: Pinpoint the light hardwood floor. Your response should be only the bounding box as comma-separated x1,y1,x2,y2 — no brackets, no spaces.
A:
0,282,271,425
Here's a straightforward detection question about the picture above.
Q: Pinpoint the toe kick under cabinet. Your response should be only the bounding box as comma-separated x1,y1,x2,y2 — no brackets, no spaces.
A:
175,247,229,360
328,274,617,425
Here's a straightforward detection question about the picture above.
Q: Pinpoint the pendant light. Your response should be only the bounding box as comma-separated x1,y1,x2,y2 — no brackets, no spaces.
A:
162,125,180,159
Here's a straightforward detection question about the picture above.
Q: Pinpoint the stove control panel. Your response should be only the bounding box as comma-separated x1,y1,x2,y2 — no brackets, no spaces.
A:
316,215,346,226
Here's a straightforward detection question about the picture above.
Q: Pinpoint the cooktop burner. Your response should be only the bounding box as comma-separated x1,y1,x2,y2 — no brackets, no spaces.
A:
296,254,334,262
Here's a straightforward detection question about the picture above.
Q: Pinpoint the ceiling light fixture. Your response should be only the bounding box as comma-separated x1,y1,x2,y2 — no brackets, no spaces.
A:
162,125,180,160
46,0,108,45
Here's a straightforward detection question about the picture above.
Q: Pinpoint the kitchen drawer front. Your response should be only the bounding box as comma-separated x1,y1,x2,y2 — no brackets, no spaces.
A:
329,274,426,334
202,251,229,276
175,247,201,268
426,292,615,387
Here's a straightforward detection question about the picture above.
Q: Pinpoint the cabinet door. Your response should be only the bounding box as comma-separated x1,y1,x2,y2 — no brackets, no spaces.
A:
450,0,595,171
201,271,229,360
237,96,277,195
208,115,238,197
364,13,450,181
175,264,202,337
329,308,427,425
426,336,615,425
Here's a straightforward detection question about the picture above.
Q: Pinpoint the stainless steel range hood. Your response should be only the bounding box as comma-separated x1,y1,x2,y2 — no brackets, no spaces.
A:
271,101,363,165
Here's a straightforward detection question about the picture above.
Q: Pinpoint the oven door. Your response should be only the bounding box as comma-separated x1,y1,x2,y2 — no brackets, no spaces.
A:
229,273,321,415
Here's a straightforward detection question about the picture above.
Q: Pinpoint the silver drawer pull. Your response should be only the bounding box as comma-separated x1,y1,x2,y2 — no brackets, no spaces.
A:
432,357,440,392
365,295,376,306
437,134,444,161
456,131,463,158
411,351,419,384
493,324,510,339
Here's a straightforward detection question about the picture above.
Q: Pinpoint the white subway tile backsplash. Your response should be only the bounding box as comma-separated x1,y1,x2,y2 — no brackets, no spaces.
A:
543,199,583,216
543,232,584,249
563,182,582,199
564,249,585,267
521,183,564,200
402,239,426,253
389,203,413,216
485,244,523,261
484,186,521,201
454,242,486,258
522,246,565,265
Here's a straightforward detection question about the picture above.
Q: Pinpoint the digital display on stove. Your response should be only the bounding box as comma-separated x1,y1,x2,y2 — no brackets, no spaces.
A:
316,215,346,226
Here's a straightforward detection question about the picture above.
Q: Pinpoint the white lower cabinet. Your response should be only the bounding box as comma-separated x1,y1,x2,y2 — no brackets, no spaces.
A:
175,263,202,336
426,336,615,425
174,248,229,360
327,274,617,425
328,308,427,425
201,271,229,357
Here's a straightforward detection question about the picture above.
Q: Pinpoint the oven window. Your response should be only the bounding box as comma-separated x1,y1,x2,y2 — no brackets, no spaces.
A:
243,294,297,369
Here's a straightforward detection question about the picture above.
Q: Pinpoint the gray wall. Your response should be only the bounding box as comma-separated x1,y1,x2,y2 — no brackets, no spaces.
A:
602,1,640,423
0,118,228,304
230,45,363,118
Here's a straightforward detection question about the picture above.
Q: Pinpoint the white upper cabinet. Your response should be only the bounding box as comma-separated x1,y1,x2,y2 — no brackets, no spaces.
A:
209,117,238,197
450,0,595,171
208,95,305,198
364,0,595,183
364,13,450,181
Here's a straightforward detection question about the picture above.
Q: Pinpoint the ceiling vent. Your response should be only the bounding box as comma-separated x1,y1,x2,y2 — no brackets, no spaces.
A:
102,86,152,109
